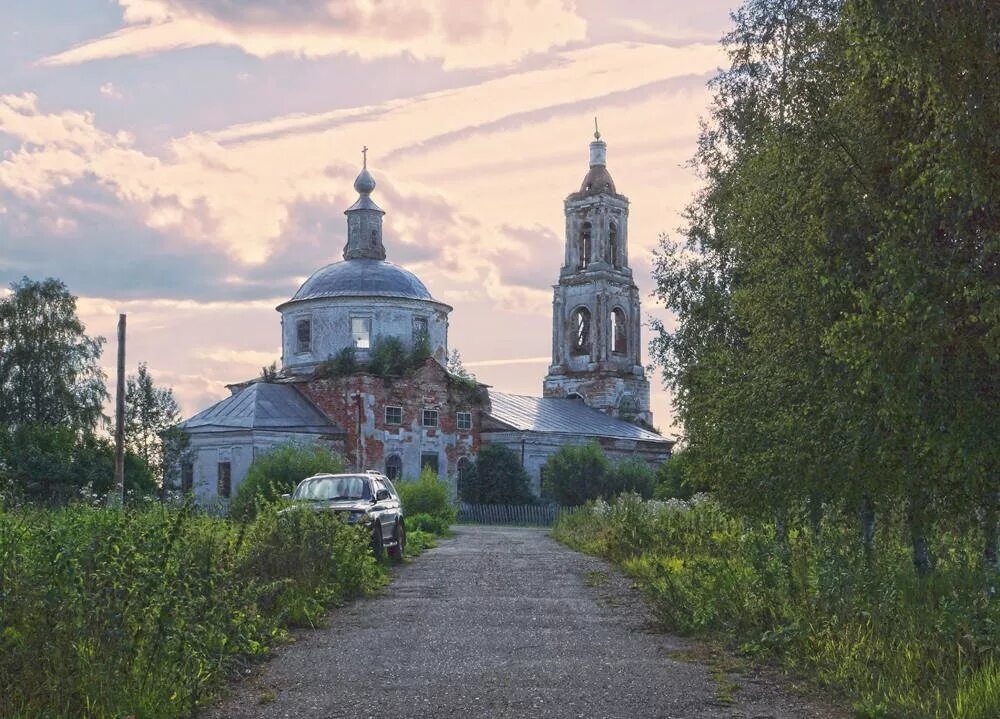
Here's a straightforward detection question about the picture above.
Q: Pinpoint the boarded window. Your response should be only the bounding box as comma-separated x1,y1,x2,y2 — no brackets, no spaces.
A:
611,308,627,354
296,318,311,353
422,409,438,427
420,452,439,475
580,222,592,268
385,454,402,481
385,406,402,425
456,411,472,431
217,462,231,498
181,462,194,492
571,307,591,354
351,317,371,349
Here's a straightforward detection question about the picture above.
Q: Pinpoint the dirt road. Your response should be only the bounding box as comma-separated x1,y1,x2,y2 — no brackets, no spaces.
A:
206,525,842,719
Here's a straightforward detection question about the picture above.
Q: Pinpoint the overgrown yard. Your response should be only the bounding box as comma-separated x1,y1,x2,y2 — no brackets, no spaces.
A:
553,495,1000,719
0,502,436,719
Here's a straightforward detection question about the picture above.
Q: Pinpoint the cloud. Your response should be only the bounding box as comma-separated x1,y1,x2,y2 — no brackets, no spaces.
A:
194,348,277,366
40,0,588,70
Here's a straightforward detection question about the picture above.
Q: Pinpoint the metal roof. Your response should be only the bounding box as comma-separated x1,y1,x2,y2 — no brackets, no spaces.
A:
283,259,440,305
485,391,668,443
178,382,341,434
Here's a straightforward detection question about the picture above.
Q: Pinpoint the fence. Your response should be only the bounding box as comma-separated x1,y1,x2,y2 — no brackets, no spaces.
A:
456,502,577,527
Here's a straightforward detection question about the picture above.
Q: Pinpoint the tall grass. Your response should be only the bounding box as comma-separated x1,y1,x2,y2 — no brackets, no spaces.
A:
553,494,999,718
0,501,383,719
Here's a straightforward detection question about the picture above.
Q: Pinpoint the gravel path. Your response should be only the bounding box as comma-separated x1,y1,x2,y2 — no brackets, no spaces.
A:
205,525,845,719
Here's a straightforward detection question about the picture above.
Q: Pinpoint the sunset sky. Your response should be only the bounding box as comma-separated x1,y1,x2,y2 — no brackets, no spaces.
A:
0,1,739,434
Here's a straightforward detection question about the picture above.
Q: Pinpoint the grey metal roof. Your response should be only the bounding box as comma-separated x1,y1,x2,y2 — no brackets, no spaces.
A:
285,259,436,304
485,391,667,443
178,382,341,434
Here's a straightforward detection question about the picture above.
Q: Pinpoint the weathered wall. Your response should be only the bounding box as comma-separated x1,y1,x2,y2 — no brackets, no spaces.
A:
298,361,483,497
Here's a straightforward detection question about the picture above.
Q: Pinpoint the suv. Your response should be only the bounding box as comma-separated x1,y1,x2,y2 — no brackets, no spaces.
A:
286,472,405,560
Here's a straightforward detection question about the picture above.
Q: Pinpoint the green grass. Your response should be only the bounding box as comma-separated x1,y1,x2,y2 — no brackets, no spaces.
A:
552,494,999,719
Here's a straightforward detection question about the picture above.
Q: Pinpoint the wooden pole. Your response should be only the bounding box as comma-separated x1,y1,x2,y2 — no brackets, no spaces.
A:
114,313,126,504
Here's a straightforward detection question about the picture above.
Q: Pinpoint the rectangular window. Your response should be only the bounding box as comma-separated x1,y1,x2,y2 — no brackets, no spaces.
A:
351,317,371,350
456,411,472,431
385,406,403,425
181,462,194,492
413,316,428,343
422,409,438,428
296,317,311,354
217,462,231,498
420,452,439,475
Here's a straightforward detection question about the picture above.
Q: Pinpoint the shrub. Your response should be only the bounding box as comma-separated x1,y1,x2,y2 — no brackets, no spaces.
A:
315,347,357,378
542,442,611,506
653,450,707,500
461,443,534,504
230,442,345,520
397,467,455,526
368,336,409,377
610,458,656,499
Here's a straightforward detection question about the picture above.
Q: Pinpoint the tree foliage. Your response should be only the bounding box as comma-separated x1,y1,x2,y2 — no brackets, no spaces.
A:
650,0,998,571
460,443,534,505
125,362,182,486
0,277,107,431
230,442,345,520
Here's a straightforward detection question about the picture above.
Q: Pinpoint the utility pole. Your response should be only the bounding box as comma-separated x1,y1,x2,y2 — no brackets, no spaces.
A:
114,313,126,505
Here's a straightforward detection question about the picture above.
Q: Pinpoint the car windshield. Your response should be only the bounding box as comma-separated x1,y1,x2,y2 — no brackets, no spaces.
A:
293,475,371,501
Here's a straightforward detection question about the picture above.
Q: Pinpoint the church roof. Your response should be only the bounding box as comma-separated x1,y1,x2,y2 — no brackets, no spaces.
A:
576,164,617,196
178,382,341,434
485,391,668,443
282,259,442,305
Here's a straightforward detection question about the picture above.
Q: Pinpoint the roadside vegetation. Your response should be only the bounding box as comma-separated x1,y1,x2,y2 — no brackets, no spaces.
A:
0,501,382,719
554,494,999,718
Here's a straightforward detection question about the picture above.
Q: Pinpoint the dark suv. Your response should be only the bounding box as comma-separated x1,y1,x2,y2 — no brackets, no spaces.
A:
287,472,405,560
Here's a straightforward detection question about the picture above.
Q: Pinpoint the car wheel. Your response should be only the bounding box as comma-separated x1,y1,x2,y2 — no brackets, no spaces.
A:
370,523,384,560
388,521,405,561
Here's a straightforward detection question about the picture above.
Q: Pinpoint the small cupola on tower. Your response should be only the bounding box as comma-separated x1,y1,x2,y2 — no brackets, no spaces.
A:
343,146,386,261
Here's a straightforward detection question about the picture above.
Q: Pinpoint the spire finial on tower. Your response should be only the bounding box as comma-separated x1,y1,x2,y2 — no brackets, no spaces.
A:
594,116,600,140
362,145,368,169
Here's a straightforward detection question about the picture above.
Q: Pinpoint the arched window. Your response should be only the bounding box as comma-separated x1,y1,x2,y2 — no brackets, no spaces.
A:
296,318,311,354
580,222,592,268
385,454,402,482
570,307,591,355
609,221,618,267
611,308,627,355
566,392,583,400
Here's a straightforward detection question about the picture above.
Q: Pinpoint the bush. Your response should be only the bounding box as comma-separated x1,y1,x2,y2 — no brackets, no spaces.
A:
542,442,611,506
653,450,707,500
230,442,345,520
461,444,534,504
315,347,357,378
0,502,383,719
543,443,655,505
397,467,455,527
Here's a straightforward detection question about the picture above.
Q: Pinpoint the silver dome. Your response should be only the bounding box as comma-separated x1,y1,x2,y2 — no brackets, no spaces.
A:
284,259,434,304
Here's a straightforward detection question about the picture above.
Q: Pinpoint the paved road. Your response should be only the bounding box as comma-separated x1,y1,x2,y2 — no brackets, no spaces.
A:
206,526,842,719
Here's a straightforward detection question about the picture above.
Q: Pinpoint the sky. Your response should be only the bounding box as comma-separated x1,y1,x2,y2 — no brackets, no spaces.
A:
0,0,739,435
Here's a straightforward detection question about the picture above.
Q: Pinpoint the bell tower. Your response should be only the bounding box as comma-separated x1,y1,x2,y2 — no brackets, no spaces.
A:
542,124,652,425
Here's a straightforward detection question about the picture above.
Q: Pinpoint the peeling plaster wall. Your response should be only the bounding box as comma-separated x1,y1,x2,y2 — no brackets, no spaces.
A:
297,362,482,498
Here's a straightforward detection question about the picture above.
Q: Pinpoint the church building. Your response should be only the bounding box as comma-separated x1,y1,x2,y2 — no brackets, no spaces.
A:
177,131,673,504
